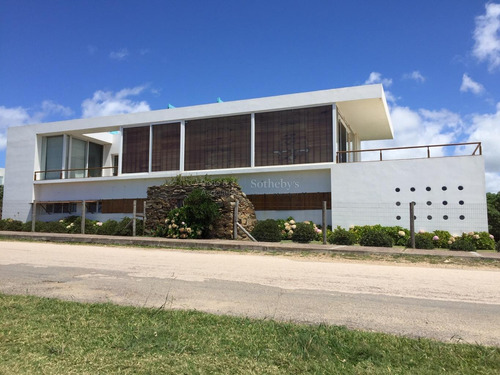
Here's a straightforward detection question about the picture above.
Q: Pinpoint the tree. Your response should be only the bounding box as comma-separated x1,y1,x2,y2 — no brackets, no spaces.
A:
487,192,500,240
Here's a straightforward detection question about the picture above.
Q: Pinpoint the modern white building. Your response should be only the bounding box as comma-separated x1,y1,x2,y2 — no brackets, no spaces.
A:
2,84,488,234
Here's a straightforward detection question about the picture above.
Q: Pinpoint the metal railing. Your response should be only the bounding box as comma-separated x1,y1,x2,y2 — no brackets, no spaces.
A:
336,142,482,163
34,166,117,181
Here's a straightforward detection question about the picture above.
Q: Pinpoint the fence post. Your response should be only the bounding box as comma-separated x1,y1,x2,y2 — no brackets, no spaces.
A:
132,199,137,237
81,200,86,234
31,201,36,232
409,202,415,249
143,201,147,234
233,199,239,240
322,201,327,245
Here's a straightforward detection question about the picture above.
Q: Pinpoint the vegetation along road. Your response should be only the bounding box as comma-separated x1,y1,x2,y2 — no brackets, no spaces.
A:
1,240,499,347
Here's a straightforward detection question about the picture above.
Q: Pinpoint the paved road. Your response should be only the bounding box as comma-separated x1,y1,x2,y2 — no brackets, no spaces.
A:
1,240,499,346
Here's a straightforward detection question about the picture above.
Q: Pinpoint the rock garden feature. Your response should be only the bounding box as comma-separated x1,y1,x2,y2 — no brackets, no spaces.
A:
145,176,257,240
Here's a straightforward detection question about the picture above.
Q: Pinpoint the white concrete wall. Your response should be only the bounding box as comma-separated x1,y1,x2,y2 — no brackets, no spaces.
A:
330,156,488,234
2,126,38,221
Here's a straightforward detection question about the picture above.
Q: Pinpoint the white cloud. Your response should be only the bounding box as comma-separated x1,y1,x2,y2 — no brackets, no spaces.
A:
364,72,393,87
465,102,500,176
473,2,500,70
109,48,129,61
403,70,426,83
485,172,500,193
362,106,462,160
81,86,151,118
460,73,485,94
0,101,72,150
41,100,74,117
0,106,32,129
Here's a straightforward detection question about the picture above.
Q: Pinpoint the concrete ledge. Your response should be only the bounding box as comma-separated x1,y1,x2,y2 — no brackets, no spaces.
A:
1,231,499,260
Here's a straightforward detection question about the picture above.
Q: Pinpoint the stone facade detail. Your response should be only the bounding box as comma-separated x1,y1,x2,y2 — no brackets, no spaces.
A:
145,181,257,240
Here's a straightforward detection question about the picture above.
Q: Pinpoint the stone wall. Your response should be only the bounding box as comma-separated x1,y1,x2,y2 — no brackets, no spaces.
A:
145,181,257,240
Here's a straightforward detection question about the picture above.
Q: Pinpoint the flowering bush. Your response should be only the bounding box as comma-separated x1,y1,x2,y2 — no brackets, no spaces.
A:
164,208,196,239
449,233,476,251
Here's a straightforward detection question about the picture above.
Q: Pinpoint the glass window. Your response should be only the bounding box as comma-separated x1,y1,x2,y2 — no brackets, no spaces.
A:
185,115,251,171
255,106,332,166
88,142,103,177
44,135,64,179
122,126,150,173
152,123,180,171
69,138,87,178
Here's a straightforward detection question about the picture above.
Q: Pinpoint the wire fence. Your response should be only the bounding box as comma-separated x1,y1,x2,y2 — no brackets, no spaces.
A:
330,201,488,235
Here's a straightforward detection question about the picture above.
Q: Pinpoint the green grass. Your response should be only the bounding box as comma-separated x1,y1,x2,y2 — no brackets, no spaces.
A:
1,294,499,374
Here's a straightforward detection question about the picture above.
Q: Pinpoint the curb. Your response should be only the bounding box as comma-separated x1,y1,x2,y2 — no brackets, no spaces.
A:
1,231,499,260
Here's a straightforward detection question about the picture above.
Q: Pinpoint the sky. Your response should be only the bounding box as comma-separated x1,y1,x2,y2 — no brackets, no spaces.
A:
1,0,500,191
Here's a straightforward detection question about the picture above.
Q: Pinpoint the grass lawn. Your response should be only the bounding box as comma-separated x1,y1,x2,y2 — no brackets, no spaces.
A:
1,294,499,374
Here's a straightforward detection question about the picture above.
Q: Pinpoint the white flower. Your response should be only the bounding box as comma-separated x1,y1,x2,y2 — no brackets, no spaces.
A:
289,220,295,225
398,230,405,237
291,225,296,229
96,222,103,226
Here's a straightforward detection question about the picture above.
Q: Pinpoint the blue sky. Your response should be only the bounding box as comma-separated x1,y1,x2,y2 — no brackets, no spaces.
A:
1,1,500,191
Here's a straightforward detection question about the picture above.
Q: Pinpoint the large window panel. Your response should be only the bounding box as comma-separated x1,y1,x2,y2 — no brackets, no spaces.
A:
69,138,87,178
255,106,333,166
88,142,103,177
44,135,64,180
152,122,180,172
185,115,251,171
122,126,150,173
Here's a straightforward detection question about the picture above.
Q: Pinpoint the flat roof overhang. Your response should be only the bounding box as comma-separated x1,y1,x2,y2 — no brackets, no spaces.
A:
27,84,393,141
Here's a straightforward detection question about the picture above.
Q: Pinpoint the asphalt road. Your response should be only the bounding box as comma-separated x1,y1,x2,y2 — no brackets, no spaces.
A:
1,240,499,346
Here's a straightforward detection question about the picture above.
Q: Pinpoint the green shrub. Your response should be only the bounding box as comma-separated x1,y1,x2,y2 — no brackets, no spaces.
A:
496,240,500,252
251,219,282,242
183,188,220,239
432,230,452,249
96,220,119,235
383,226,410,246
40,220,68,233
450,234,476,251
359,228,393,248
0,218,23,231
409,232,435,249
328,226,356,245
164,207,197,239
291,222,316,243
472,232,495,250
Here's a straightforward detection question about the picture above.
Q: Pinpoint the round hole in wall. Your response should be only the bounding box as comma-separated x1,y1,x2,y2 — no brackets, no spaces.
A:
427,215,432,220
396,216,401,220
426,186,431,191
458,185,464,190
396,201,401,206
443,215,449,220
442,201,448,205
395,187,400,192
410,187,416,192
442,186,447,191
459,215,465,220
459,200,464,205
426,201,432,206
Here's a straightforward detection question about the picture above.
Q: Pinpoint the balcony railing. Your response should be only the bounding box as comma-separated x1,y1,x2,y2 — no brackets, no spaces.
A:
34,166,117,181
336,142,482,163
